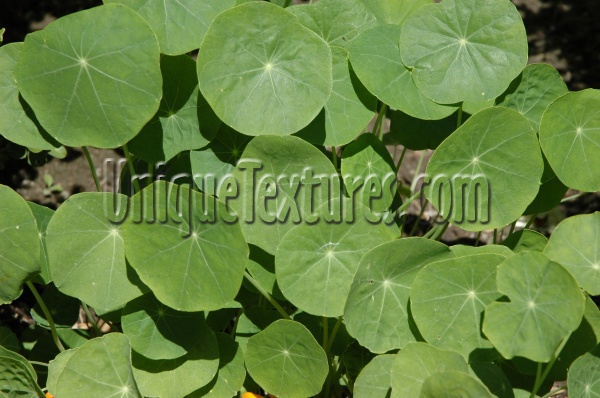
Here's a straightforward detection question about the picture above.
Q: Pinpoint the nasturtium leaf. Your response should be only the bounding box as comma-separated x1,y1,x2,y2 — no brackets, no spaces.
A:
0,346,45,397
47,348,77,396
469,363,513,398
391,342,469,398
411,254,505,359
16,4,162,148
31,284,80,330
54,334,140,397
496,64,568,131
539,89,600,192
483,252,586,363
424,107,543,231
122,293,207,360
342,340,377,384
127,55,218,163
0,43,58,150
344,238,453,353
450,244,513,258
364,0,432,26
235,307,282,352
47,192,146,313
400,0,527,104
462,99,495,116
197,1,332,136
104,0,235,55
544,212,600,295
246,245,285,301
123,181,249,312
568,346,600,397
0,326,20,352
27,202,54,284
349,24,456,119
245,320,329,398
341,133,397,213
276,202,398,317
421,371,495,398
132,323,219,397
0,184,40,304
502,229,548,254
354,354,395,398
387,109,459,150
187,333,246,398
523,154,568,215
230,135,338,254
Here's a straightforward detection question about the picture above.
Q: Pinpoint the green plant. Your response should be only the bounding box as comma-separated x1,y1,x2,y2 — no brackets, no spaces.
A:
0,0,599,397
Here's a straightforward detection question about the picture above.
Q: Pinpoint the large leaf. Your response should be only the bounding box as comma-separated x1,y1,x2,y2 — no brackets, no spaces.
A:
421,371,495,398
400,0,527,104
0,43,58,150
53,334,140,397
123,181,248,312
197,1,332,136
410,254,505,359
245,319,328,398
349,24,456,119
344,238,453,353
567,346,600,398
364,0,432,26
0,185,40,304
47,192,146,313
544,212,600,295
0,346,45,397
104,0,235,55
483,252,586,362
539,89,600,192
16,4,162,148
424,107,543,231
354,354,395,398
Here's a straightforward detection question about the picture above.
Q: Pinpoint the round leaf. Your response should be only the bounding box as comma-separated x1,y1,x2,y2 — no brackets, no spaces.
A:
47,348,77,396
235,307,283,352
0,346,45,397
0,185,40,304
501,229,548,254
344,238,453,353
421,371,495,398
424,107,543,231
567,347,600,398
54,334,140,397
197,1,332,136
400,0,527,103
104,0,236,55
123,181,249,311
16,4,162,148
544,212,600,295
354,354,395,398
523,154,568,215
364,0,432,26
47,192,146,313
410,254,505,359
539,89,600,192
483,252,586,362
245,319,329,398
349,24,456,119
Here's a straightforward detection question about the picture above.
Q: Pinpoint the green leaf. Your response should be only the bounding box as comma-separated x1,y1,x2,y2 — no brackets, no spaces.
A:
469,363,514,398
501,229,548,253
450,244,514,258
400,0,527,103
0,346,45,397
0,43,59,150
104,0,235,55
421,371,495,398
127,55,219,163
27,202,54,284
187,333,246,398
544,212,600,295
132,324,219,397
567,346,600,397
364,0,432,26
483,252,586,362
276,202,398,317
523,154,568,215
123,181,248,311
0,185,40,304
410,254,505,360
31,284,80,330
0,326,20,352
229,135,337,254
122,293,208,360
245,319,329,398
54,334,140,397
47,348,77,396
341,133,397,213
354,354,395,398
16,4,162,148
197,1,332,136
246,245,285,301
342,340,377,384
387,109,460,150
47,192,146,313
390,342,469,398
539,89,600,192
496,63,568,131
235,307,282,352
424,107,543,231
292,312,353,357
344,238,453,353
349,24,456,119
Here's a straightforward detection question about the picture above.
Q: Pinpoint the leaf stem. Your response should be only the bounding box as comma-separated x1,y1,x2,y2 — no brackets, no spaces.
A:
532,334,570,398
508,220,517,236
540,386,567,398
432,221,449,241
82,146,101,192
81,301,102,337
322,317,329,352
243,271,290,320
326,316,343,354
395,147,408,172
475,231,482,246
26,281,65,352
331,146,339,171
561,192,583,203
372,103,388,140
409,150,427,195
28,360,49,367
396,191,421,216
408,199,428,237
122,144,141,194
456,103,463,128
524,213,538,229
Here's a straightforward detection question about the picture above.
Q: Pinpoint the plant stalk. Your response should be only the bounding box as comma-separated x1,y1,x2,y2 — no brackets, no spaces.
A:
243,271,290,320
26,281,65,352
82,146,101,192
81,301,102,336
122,143,141,193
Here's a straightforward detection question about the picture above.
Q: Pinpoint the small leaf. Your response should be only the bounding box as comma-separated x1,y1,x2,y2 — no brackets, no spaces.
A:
354,354,395,398
501,229,548,253
567,346,600,397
